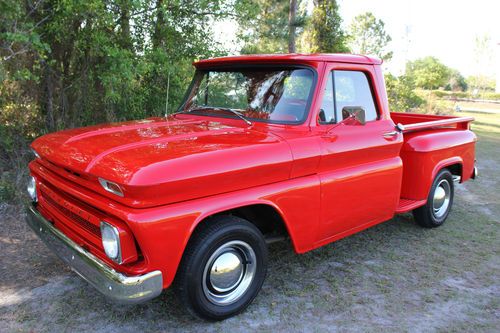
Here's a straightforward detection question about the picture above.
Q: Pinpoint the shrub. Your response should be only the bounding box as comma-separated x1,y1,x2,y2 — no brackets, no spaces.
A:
385,73,425,112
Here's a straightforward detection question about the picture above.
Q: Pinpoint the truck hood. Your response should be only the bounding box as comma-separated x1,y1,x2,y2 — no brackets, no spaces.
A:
31,117,293,207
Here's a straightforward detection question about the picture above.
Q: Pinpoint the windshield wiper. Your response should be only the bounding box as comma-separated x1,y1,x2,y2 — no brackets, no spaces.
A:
215,107,253,126
188,106,252,126
165,110,189,117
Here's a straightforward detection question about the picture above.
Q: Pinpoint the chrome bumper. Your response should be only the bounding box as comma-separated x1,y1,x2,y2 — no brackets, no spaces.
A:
25,204,163,304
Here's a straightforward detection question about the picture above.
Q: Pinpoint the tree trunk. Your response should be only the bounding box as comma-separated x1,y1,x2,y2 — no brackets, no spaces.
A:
119,0,133,50
288,0,297,53
153,0,165,49
43,62,55,131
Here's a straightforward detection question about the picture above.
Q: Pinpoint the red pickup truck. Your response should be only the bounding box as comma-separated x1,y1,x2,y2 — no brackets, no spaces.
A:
26,54,477,320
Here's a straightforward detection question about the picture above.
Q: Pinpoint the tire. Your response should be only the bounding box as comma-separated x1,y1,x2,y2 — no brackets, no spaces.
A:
174,215,268,321
413,169,454,228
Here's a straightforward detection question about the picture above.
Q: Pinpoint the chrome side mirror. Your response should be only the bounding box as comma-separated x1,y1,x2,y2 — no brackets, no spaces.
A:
341,106,366,125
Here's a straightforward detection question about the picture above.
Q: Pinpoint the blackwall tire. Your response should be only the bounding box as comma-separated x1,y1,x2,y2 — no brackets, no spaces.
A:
174,215,268,320
413,169,455,228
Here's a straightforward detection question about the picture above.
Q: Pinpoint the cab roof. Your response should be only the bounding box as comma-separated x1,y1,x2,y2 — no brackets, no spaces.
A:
194,53,382,67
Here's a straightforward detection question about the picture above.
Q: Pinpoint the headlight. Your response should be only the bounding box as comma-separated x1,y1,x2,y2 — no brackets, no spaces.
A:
100,221,122,263
27,176,37,202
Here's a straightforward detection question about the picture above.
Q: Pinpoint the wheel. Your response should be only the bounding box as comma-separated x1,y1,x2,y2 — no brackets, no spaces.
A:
413,169,454,228
174,215,268,320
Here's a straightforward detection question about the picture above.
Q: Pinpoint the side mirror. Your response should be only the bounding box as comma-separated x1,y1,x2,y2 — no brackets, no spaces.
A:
341,106,366,125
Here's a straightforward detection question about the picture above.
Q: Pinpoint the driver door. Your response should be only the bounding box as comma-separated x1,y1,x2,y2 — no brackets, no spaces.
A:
316,65,403,243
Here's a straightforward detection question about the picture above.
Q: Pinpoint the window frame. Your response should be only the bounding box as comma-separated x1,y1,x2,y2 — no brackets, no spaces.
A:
177,64,319,126
318,71,337,125
318,69,380,125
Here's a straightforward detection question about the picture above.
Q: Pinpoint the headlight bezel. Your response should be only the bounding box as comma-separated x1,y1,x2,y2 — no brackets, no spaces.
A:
31,148,40,159
100,221,122,264
27,176,38,202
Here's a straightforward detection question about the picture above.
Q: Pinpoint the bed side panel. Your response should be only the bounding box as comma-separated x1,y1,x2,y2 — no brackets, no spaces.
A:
400,129,476,200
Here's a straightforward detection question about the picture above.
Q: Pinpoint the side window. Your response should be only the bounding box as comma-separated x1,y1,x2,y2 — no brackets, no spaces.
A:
334,70,378,122
319,72,335,123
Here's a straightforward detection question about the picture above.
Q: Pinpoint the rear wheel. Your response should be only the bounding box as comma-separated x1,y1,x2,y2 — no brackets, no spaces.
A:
175,216,268,320
413,169,454,228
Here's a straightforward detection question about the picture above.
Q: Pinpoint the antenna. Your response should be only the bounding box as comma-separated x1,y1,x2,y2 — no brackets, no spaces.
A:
165,71,170,117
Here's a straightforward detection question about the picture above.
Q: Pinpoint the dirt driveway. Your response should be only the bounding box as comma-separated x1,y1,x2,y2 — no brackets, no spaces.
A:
1,112,499,332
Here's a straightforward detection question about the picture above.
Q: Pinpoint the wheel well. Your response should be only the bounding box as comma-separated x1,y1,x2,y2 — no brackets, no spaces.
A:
198,204,290,243
446,163,462,178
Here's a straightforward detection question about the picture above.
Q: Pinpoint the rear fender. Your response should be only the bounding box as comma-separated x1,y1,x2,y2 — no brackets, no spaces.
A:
429,157,463,194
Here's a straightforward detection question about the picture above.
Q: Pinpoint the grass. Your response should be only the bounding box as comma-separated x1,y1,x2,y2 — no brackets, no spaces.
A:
0,112,499,332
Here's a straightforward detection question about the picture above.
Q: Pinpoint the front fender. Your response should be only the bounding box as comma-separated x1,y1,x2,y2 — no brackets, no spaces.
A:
127,175,321,289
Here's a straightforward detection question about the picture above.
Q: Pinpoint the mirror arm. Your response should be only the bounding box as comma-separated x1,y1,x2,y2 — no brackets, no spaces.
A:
395,123,405,132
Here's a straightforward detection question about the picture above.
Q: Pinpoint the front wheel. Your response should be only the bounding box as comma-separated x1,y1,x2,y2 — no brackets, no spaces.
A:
174,216,268,320
413,169,454,228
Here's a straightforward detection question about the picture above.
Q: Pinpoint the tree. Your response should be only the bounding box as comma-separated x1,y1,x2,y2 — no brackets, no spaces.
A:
0,0,241,201
238,0,306,54
471,34,494,93
466,75,495,93
445,69,467,92
348,12,392,60
405,57,451,89
385,73,425,112
288,0,298,52
302,0,349,53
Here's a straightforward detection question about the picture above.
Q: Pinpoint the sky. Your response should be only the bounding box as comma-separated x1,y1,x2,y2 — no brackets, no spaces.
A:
337,0,500,76
213,0,500,77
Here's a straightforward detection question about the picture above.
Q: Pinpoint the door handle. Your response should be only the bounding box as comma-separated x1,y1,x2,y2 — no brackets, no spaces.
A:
382,131,399,139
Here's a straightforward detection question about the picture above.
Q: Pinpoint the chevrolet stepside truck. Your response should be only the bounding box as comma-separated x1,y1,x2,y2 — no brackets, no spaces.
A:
26,54,478,320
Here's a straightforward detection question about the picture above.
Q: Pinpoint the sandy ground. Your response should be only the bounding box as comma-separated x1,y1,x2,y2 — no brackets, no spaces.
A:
0,112,499,332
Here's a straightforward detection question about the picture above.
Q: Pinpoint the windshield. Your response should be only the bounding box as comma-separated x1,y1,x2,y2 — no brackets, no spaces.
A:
179,67,315,124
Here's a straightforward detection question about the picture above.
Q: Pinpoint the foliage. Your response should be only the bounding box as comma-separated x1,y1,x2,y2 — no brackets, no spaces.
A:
405,56,451,90
0,0,249,202
301,0,349,53
384,73,425,112
238,0,348,54
348,12,392,60
445,69,467,92
466,75,496,93
238,0,307,54
432,90,500,101
432,90,469,99
472,34,494,78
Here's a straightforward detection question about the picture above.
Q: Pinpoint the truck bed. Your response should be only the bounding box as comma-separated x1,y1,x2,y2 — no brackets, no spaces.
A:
390,112,474,133
391,112,476,213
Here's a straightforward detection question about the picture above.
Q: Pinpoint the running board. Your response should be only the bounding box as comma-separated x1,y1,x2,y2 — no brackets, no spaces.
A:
395,198,427,213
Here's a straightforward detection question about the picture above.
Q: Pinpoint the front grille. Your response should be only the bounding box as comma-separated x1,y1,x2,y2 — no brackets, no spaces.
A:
42,189,101,238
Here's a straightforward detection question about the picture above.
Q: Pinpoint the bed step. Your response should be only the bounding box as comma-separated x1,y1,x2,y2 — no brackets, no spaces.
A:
395,198,427,213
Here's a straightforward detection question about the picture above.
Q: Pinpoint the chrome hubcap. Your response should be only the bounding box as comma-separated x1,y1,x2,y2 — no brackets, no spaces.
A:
210,251,244,292
203,240,256,306
433,179,451,218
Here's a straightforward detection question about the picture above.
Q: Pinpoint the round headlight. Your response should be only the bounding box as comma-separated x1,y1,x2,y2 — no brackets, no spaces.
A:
27,176,37,202
100,222,121,262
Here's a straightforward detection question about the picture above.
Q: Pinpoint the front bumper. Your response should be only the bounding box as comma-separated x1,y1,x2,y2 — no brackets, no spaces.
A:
25,204,163,304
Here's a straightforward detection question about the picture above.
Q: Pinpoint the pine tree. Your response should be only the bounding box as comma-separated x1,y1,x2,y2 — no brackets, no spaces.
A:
303,0,349,53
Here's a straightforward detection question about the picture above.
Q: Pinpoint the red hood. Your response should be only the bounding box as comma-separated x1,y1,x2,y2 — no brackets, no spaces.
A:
31,117,293,207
